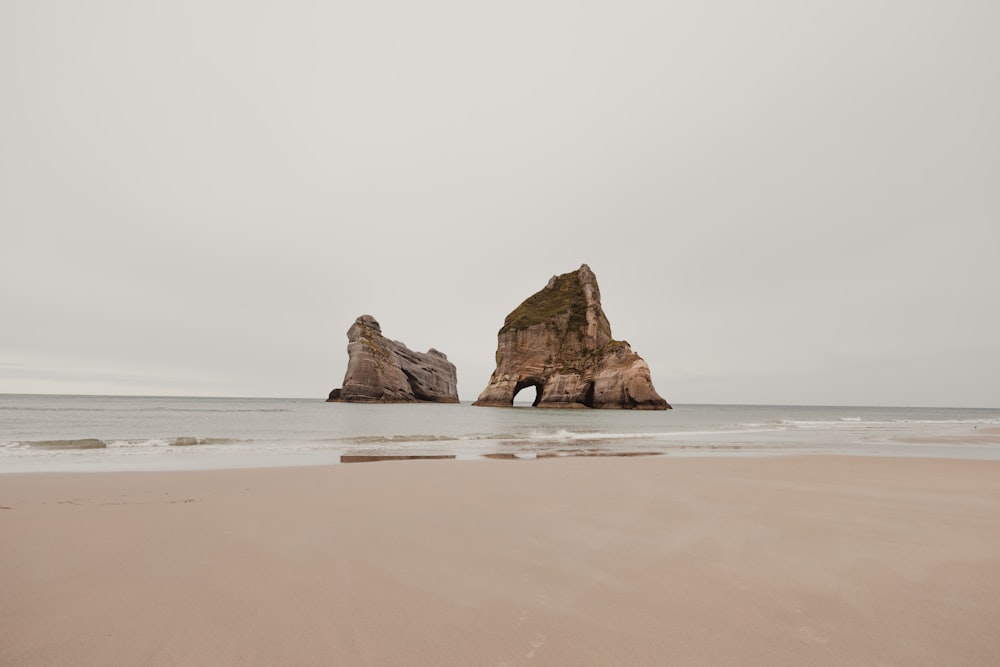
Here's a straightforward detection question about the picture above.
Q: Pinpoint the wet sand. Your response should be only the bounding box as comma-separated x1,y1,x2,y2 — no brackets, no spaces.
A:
2,456,999,666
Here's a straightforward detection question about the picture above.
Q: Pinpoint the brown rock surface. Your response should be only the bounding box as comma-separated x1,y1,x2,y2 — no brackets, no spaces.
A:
327,315,459,403
474,264,670,409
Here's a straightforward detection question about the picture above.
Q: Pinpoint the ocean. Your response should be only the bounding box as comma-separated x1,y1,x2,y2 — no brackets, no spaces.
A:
1,394,998,473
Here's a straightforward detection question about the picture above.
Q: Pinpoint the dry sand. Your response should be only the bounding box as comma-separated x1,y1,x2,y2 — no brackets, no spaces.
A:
2,455,999,666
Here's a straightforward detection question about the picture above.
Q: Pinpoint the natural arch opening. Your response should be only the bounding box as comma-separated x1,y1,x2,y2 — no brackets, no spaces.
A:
583,382,596,408
512,378,544,407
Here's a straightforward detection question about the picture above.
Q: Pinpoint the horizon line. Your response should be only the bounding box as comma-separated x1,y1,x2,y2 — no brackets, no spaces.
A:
0,392,997,411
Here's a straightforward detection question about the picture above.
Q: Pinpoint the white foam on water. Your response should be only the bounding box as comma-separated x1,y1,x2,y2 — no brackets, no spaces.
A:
2,396,998,472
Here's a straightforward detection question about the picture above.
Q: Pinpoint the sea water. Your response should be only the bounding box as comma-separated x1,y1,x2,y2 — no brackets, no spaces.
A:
1,394,998,472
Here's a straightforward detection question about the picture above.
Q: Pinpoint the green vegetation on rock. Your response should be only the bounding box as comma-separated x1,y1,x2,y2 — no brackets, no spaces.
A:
501,271,592,333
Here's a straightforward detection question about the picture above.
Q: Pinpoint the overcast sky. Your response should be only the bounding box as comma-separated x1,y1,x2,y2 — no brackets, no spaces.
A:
2,1,998,407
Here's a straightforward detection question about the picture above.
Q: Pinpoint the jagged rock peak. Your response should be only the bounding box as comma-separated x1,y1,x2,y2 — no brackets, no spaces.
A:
501,263,609,345
474,265,670,410
327,315,459,404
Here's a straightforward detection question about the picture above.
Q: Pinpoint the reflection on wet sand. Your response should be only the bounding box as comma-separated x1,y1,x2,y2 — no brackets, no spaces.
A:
487,451,663,460
536,451,663,459
340,455,457,464
341,451,664,463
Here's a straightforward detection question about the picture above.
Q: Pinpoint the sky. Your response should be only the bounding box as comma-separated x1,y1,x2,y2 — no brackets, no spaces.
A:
1,1,998,408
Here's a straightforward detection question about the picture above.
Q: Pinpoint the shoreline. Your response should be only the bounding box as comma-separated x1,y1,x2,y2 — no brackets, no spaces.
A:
3,455,999,666
5,440,1000,475
4,398,998,474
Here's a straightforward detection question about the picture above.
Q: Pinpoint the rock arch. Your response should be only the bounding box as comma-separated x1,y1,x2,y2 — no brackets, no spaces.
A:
473,265,670,410
513,377,545,407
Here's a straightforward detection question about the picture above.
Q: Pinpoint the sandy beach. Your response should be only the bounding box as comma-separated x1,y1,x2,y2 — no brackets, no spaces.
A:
2,455,999,666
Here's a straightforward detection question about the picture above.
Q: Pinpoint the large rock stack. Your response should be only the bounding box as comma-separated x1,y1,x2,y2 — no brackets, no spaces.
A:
473,265,670,409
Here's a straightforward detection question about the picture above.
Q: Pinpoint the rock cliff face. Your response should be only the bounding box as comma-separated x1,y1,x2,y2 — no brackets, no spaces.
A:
473,265,670,410
327,315,459,403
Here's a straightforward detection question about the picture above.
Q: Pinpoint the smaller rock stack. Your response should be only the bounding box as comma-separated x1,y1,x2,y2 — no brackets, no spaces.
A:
327,315,459,403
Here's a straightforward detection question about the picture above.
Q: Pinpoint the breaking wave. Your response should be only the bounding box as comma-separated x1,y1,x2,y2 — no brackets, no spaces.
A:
28,438,108,450
7,437,245,450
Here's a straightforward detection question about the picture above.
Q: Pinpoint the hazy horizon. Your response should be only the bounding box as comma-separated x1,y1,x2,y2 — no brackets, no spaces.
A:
2,392,999,411
2,2,998,409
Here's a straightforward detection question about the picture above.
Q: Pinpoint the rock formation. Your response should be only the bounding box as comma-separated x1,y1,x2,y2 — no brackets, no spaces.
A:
473,265,670,410
327,315,459,403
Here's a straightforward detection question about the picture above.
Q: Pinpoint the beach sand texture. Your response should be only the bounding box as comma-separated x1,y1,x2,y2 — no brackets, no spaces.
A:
2,456,999,666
